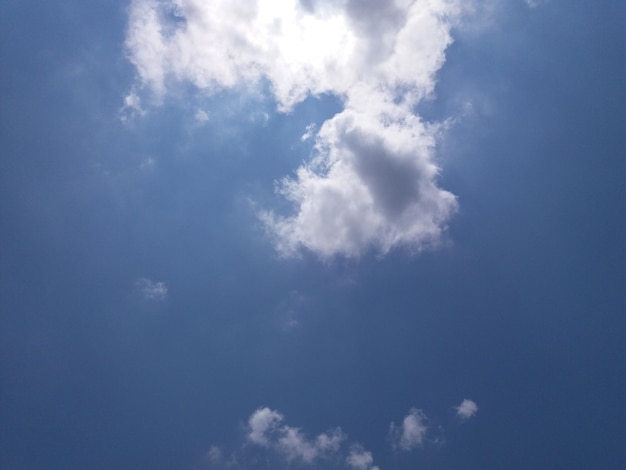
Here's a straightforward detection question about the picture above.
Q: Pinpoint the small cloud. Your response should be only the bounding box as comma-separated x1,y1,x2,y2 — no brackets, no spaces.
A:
120,89,145,123
456,399,478,420
249,111,269,124
390,408,428,451
195,108,210,122
301,123,317,142
207,445,222,464
346,445,379,470
136,277,168,301
139,156,155,170
248,407,284,447
247,407,345,464
274,290,309,331
205,402,476,467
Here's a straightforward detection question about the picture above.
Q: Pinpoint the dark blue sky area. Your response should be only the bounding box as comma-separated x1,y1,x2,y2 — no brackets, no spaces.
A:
1,1,624,469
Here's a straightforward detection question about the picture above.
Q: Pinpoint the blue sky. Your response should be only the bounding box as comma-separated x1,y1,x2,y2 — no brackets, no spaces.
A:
1,1,624,469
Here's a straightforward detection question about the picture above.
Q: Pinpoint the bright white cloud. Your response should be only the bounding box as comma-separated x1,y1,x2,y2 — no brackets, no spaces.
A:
136,277,168,301
125,0,466,258
390,408,428,451
247,407,346,464
456,399,478,420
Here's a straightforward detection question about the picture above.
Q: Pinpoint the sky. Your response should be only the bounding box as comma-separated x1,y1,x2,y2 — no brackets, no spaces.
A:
0,1,624,469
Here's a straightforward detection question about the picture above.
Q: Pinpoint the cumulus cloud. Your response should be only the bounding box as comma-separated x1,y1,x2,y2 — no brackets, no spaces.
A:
125,0,465,257
456,399,478,420
390,408,428,451
208,402,479,468
136,277,168,301
247,407,346,464
346,446,380,470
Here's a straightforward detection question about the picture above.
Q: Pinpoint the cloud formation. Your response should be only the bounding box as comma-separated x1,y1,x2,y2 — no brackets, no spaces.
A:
389,408,428,451
346,445,380,470
125,0,464,257
207,402,476,468
456,399,478,420
135,277,168,301
247,407,346,464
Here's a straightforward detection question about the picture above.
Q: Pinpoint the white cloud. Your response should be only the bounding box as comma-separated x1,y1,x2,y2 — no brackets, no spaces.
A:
390,408,428,451
195,108,209,122
248,407,284,446
207,445,222,464
119,89,145,122
212,402,473,468
456,399,478,420
246,407,346,464
301,123,317,142
346,446,380,470
125,0,466,258
136,277,168,301
261,101,457,258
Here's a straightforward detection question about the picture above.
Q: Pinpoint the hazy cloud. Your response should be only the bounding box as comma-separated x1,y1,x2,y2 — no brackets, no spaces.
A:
120,89,145,122
456,399,478,420
125,0,465,258
207,445,222,464
195,109,210,122
274,290,309,330
346,446,380,470
136,277,168,301
390,408,428,451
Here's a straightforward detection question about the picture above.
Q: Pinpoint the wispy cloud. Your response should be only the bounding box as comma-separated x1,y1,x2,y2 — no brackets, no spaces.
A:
124,0,465,258
205,407,376,469
389,408,429,451
456,399,478,420
274,290,309,330
135,277,168,301
194,109,210,123
206,401,477,468
247,407,345,464
346,445,380,470
119,88,145,122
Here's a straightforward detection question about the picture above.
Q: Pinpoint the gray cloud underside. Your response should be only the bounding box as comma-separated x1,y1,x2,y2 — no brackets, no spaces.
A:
125,0,466,258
